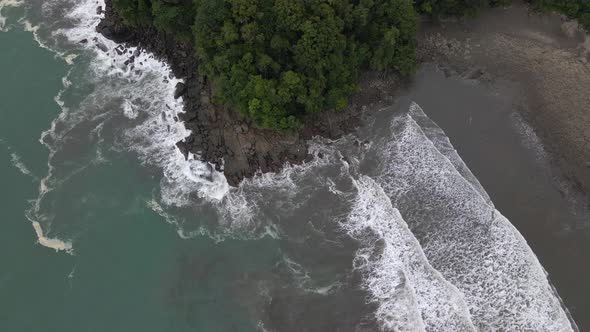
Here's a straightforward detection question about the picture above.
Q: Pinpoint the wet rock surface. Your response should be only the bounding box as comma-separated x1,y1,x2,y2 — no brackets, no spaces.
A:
97,0,401,186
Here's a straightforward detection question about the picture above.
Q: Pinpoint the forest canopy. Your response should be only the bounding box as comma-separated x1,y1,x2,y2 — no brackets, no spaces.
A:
112,0,590,131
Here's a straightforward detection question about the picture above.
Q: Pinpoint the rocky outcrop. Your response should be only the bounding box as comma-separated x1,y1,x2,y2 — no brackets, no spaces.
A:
97,0,399,186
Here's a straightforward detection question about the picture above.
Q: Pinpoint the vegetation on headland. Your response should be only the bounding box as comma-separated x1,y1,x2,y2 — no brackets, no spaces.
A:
533,0,590,28
112,0,590,131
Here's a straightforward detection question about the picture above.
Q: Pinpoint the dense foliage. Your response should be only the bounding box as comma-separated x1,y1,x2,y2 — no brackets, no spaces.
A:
113,0,417,131
112,0,589,131
533,0,590,28
193,0,417,130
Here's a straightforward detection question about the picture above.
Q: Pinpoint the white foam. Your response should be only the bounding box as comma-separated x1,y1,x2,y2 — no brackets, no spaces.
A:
408,103,492,204
122,99,139,119
31,221,73,253
0,0,23,31
281,254,343,296
212,140,343,234
19,0,231,250
510,111,549,163
345,176,476,331
373,104,574,330
51,0,230,205
10,152,36,178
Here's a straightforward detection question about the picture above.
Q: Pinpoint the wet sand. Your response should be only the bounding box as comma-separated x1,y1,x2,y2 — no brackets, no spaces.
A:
409,3,590,327
418,1,590,199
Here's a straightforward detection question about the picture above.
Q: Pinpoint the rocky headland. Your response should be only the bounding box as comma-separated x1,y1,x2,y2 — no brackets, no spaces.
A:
96,0,402,186
97,0,590,197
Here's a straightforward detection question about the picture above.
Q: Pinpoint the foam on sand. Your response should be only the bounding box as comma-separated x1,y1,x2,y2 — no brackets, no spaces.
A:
374,103,575,330
345,176,476,331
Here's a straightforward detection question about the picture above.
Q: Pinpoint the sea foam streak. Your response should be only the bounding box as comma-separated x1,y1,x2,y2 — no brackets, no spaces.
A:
31,221,72,253
23,0,229,251
345,176,476,331
372,103,574,330
10,152,36,178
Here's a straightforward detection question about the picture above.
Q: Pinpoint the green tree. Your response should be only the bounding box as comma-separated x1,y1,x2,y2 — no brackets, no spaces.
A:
114,0,420,131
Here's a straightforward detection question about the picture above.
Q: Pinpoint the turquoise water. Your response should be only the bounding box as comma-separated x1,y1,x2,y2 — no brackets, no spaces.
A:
0,8,278,331
0,1,584,331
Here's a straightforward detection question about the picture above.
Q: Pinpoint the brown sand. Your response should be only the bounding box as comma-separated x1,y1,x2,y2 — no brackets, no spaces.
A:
418,1,590,199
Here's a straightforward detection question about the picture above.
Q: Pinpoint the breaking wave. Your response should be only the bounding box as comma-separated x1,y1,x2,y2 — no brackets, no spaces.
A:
6,0,578,328
363,102,575,330
345,176,475,331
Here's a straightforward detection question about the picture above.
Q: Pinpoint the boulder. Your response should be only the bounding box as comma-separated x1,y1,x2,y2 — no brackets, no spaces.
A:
174,82,187,99
96,42,109,52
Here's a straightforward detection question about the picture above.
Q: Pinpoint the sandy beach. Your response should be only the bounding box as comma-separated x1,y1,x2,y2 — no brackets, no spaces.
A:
418,1,590,200
406,2,590,328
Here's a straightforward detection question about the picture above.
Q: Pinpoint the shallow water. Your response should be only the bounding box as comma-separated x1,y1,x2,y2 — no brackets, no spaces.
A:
399,67,590,329
0,0,586,331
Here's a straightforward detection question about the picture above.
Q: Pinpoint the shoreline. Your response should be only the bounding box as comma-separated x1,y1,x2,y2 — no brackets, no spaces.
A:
97,0,590,196
96,0,404,186
417,1,590,200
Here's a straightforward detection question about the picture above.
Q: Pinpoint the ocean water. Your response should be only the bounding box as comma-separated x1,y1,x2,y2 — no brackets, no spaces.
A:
0,0,585,331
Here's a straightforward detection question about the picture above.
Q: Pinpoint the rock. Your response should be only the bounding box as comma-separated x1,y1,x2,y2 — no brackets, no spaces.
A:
176,141,189,160
187,86,199,98
97,6,103,15
174,82,187,99
96,42,108,52
79,39,88,44
95,0,361,187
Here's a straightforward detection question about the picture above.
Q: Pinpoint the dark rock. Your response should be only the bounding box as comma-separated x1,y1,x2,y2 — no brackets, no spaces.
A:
79,39,88,44
176,141,189,160
97,0,364,187
174,82,187,99
96,42,108,52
